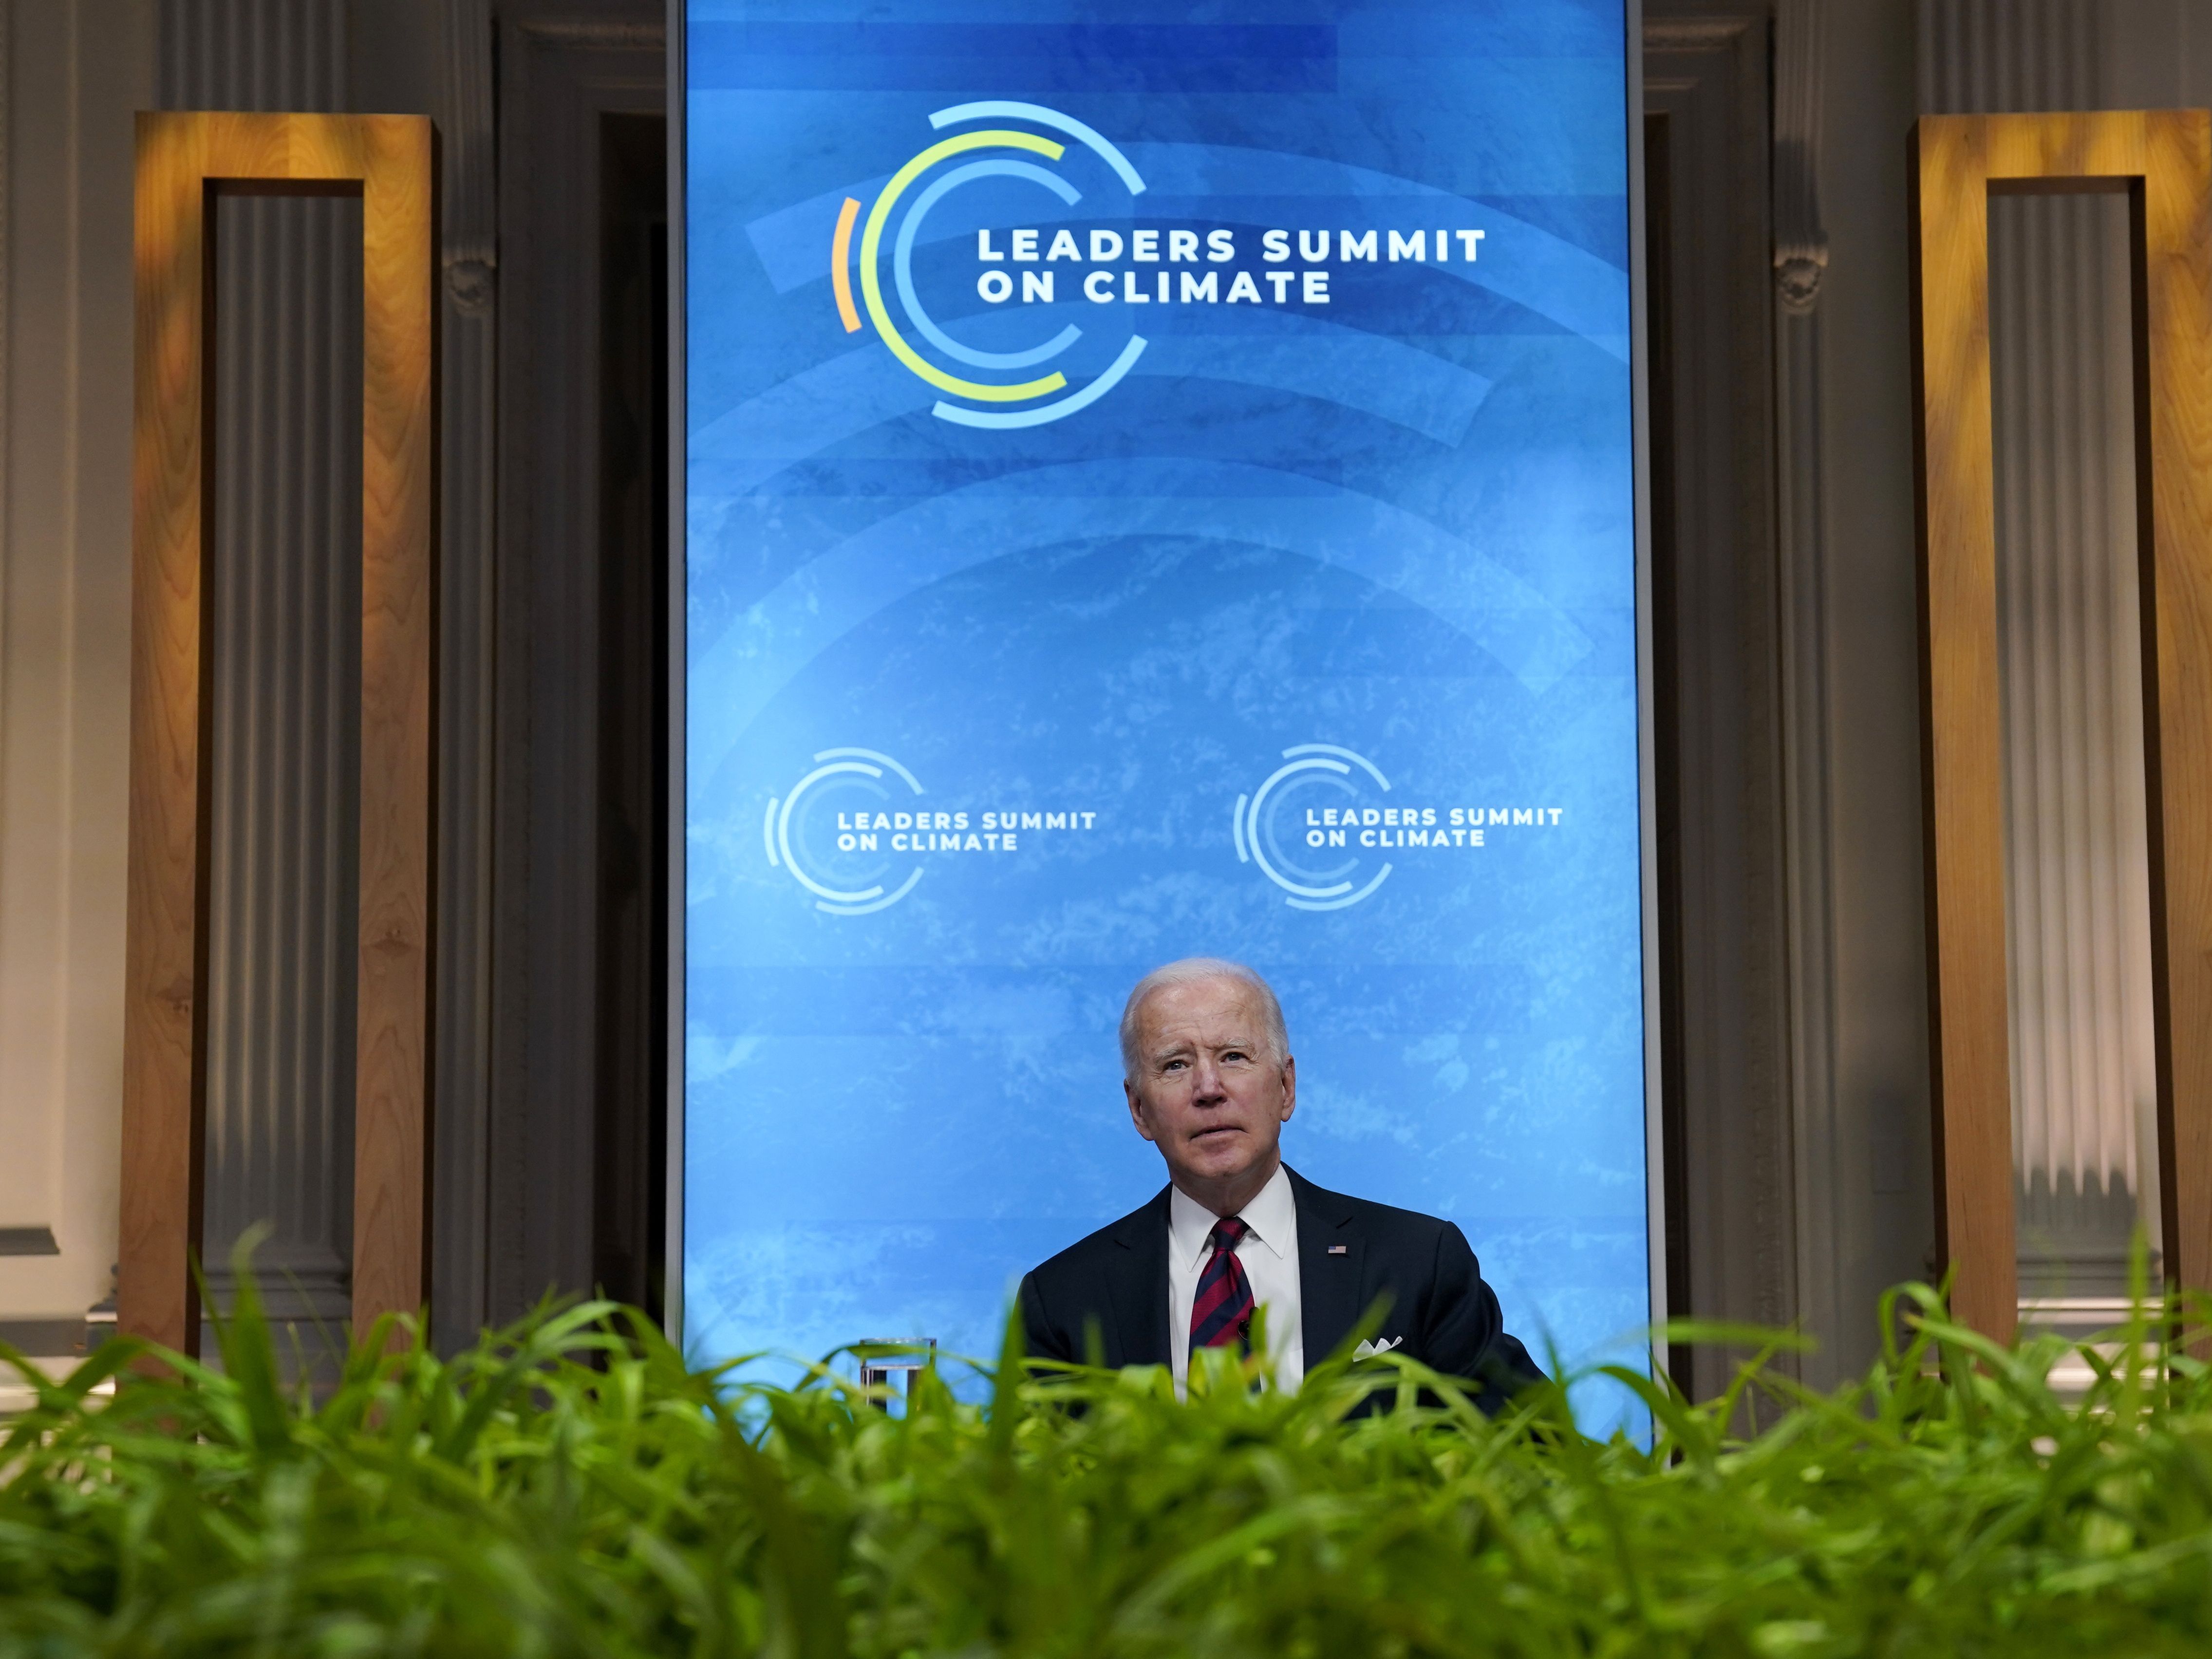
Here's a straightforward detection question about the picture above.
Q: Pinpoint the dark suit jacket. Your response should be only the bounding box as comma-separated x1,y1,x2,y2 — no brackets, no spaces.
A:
1016,1165,1544,1411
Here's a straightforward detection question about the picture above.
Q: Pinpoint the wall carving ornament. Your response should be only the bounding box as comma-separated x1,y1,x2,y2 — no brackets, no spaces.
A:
1761,0,1850,1378
443,0,496,316
1773,0,1830,312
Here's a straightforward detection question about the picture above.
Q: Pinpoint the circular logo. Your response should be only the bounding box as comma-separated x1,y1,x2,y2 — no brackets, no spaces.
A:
764,748,927,915
1233,745,1397,912
832,101,1149,429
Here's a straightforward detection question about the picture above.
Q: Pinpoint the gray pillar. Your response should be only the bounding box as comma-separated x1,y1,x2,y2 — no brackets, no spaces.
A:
431,0,500,1353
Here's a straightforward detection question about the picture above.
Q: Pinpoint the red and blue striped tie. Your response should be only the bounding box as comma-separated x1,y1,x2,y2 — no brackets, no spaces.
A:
1190,1216,1256,1355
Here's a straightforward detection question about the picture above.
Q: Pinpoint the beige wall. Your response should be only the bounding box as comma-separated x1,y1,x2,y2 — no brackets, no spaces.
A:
0,0,154,1328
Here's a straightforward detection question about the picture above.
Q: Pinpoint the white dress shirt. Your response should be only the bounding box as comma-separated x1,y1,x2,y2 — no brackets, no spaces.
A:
1168,1162,1304,1394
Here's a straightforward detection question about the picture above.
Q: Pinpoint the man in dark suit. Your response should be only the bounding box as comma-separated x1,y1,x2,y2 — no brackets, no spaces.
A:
1018,957,1544,1409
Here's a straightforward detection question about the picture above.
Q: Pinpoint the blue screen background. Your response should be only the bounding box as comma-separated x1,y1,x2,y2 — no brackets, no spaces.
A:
682,0,1650,1423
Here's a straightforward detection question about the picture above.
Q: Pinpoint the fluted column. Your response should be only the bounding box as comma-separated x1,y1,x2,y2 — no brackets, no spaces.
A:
430,0,501,1351
159,0,346,112
199,190,364,1327
1769,0,1849,1384
1919,0,2163,1304
159,0,359,1329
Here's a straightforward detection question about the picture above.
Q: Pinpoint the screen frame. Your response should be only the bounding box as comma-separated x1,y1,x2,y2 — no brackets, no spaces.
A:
661,0,1666,1374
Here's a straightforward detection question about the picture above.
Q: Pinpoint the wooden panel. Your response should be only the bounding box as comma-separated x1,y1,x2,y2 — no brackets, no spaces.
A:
1911,116,2015,1342
2137,112,2212,1335
125,112,437,1358
1910,110,2212,1343
125,113,217,1362
351,117,439,1342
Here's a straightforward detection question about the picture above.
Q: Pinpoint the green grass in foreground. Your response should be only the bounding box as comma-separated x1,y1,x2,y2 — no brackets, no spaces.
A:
2,1262,2211,1657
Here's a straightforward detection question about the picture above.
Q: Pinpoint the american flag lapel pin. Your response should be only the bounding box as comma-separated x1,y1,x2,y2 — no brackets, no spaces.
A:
1327,1244,1348,1255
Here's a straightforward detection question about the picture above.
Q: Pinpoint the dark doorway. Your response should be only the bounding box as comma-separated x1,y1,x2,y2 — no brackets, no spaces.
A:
594,113,671,1320
435,7,673,1348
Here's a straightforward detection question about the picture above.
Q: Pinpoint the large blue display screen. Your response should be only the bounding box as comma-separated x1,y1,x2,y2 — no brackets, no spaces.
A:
682,1,1650,1394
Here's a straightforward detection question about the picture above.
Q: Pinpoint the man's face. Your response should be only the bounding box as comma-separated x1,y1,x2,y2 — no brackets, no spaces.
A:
1124,976,1296,1194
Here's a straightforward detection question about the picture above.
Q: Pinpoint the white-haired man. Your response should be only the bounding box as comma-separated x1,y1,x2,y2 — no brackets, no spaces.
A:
1017,957,1542,1409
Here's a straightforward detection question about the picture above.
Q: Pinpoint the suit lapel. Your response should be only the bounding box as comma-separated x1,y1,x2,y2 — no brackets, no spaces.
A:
1106,1186,1174,1367
1289,1166,1363,1362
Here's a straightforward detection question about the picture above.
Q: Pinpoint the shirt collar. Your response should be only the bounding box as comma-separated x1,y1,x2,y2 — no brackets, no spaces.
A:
1168,1161,1294,1270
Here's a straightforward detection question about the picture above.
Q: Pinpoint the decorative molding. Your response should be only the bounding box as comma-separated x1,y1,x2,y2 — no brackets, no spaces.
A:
427,0,503,1353
1760,0,1845,1380
1772,0,1828,312
1642,18,1758,50
1775,292,1841,1376
0,1318,85,1355
518,20,666,47
1643,8,1800,1400
447,259,495,314
443,0,497,313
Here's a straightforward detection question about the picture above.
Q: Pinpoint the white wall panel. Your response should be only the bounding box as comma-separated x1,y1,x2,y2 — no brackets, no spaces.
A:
0,0,156,1342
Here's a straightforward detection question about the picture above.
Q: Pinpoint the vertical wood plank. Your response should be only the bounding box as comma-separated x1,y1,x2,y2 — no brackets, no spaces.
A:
352,116,439,1341
123,112,212,1359
2139,110,2212,1321
1912,115,2019,1342
126,112,437,1359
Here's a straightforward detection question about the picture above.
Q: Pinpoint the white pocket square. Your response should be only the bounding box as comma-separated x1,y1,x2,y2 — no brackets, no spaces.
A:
1351,1336,1404,1361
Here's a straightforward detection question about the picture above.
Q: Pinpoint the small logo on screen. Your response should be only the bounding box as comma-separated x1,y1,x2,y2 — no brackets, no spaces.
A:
1234,744,1565,912
764,748,931,916
764,748,1100,916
